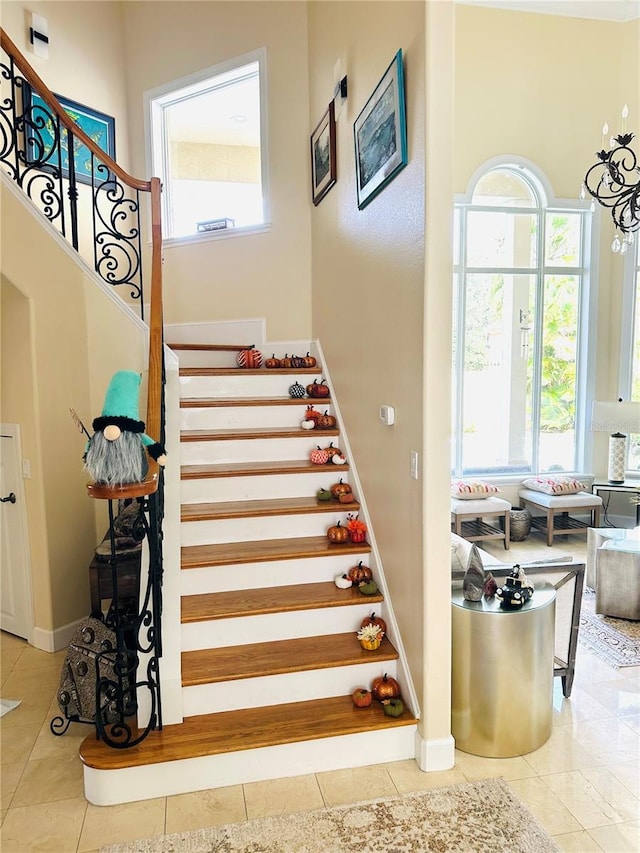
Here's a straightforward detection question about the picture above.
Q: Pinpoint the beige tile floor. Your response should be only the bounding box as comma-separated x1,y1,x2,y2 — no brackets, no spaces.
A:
1,532,639,852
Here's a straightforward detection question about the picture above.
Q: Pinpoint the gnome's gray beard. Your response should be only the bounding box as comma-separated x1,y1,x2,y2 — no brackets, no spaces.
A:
85,431,149,485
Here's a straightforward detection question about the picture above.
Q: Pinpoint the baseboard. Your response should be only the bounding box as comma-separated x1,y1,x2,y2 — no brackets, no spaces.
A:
31,617,84,652
415,732,455,772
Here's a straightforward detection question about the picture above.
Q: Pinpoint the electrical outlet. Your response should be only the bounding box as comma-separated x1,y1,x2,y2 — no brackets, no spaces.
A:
410,451,419,480
22,459,31,478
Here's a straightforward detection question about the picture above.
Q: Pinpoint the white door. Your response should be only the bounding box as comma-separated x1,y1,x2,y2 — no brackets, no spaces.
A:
1,425,33,640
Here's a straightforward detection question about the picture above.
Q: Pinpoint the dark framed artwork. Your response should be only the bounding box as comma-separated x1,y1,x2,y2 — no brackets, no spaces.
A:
24,87,116,185
310,100,337,206
353,49,408,210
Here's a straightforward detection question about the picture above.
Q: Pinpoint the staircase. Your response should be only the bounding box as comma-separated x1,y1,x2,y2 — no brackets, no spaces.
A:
80,341,418,806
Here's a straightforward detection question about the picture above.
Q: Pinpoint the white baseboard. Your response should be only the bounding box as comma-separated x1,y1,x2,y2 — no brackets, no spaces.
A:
31,617,84,652
415,732,456,772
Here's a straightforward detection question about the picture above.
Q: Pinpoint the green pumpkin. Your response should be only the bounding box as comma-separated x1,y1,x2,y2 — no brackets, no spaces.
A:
316,488,332,501
383,698,405,717
358,580,378,596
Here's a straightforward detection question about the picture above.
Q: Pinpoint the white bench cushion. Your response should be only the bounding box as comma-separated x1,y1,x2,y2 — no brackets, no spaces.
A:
518,489,602,509
451,496,511,514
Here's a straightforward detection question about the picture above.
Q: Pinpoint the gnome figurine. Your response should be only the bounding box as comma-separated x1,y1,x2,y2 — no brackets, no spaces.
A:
84,371,166,485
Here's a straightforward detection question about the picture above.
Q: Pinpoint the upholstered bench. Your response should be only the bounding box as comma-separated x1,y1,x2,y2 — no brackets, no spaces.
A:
451,496,511,549
518,489,602,547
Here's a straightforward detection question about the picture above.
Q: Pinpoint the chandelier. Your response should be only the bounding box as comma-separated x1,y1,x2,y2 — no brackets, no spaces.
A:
582,105,640,254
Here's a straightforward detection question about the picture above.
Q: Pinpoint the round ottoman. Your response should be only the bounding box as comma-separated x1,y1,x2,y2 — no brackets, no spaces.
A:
510,508,532,542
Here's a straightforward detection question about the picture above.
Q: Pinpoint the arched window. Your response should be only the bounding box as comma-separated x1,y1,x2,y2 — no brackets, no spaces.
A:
620,239,640,474
452,158,594,477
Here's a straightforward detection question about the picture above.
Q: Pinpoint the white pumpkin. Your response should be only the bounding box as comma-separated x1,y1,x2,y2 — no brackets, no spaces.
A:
334,573,353,589
301,419,316,430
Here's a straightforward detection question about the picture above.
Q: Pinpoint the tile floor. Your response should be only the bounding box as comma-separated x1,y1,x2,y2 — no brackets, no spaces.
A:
1,532,639,852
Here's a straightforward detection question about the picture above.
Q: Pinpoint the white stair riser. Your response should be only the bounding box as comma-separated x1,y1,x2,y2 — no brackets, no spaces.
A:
181,472,352,504
179,374,324,399
181,603,384,650
83,726,417,805
182,661,399,717
180,404,334,431
174,351,238,369
180,436,341,465
180,511,349,545
180,553,376,595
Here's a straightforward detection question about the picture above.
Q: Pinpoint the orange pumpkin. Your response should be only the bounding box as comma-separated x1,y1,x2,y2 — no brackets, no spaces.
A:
236,347,263,369
308,379,330,399
331,479,352,499
265,354,280,369
371,673,401,702
361,612,387,635
303,352,317,368
317,411,337,430
327,521,349,544
348,561,373,584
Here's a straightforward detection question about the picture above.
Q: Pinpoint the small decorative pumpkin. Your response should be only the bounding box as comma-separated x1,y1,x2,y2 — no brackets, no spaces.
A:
346,514,367,543
301,418,316,430
338,491,354,503
317,411,337,430
383,697,405,717
332,454,347,465
348,561,373,585
317,488,333,501
327,521,349,543
358,579,379,595
334,573,353,589
280,354,292,368
305,405,322,423
291,354,306,369
308,379,330,399
361,612,387,635
264,354,281,369
371,673,401,702
357,623,384,651
289,382,306,399
309,446,330,465
303,352,317,368
331,479,352,500
324,443,343,461
352,687,372,708
236,347,263,369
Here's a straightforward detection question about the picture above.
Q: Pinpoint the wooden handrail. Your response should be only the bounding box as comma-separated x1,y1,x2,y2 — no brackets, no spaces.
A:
0,29,150,192
0,28,165,500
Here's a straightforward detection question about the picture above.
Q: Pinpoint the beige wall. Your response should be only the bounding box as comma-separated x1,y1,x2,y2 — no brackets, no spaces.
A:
120,1,312,340
1,183,148,637
307,1,454,753
0,0,131,172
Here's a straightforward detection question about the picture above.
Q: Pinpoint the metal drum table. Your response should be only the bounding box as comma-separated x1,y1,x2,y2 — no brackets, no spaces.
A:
451,584,556,757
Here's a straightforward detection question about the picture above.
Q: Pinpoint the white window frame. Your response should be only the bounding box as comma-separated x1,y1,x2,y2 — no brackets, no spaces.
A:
619,237,640,478
143,48,270,245
453,155,597,481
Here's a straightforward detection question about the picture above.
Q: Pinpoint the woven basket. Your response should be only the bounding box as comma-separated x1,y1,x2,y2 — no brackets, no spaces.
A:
510,508,532,542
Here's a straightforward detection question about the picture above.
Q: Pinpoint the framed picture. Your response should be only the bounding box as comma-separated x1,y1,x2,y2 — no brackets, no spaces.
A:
353,50,407,210
24,87,116,185
310,100,336,206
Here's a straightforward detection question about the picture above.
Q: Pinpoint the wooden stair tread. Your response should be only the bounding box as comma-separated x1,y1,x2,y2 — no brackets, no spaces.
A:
180,396,331,408
180,367,321,376
181,460,349,479
168,343,253,352
181,426,339,441
79,694,416,770
181,496,359,522
182,633,397,686
182,536,370,568
181,582,382,622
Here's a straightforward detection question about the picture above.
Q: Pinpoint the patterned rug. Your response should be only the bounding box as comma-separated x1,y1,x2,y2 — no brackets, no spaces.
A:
100,777,558,853
579,590,640,667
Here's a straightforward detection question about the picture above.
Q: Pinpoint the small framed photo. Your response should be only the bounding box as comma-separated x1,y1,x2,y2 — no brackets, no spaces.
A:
353,49,408,210
310,100,337,206
24,87,116,185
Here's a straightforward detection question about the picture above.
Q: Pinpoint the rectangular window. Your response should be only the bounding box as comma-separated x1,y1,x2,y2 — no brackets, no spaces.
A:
146,50,268,240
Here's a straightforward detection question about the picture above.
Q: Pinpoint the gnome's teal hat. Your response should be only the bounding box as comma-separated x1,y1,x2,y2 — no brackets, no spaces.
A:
92,371,145,434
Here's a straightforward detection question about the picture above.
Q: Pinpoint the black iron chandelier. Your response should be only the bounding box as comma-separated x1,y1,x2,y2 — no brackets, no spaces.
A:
582,105,640,254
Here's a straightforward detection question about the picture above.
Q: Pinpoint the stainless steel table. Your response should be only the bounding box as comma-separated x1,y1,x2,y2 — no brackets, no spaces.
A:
451,584,556,757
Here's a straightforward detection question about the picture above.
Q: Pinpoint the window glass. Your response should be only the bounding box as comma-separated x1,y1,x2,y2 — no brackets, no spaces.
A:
544,213,582,267
629,264,640,472
472,170,536,207
466,211,538,268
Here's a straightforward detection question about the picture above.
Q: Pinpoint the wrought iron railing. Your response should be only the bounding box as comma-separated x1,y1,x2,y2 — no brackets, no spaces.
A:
0,29,157,317
0,28,166,748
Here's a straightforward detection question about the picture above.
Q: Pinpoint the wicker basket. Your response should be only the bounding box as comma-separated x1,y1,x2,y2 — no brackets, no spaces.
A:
510,508,532,542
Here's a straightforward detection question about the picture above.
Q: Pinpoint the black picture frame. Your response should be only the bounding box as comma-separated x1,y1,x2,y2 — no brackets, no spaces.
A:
23,86,116,185
310,100,337,206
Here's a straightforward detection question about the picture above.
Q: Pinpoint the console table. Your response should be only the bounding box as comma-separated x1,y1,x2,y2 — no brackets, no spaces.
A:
591,480,640,526
451,585,556,757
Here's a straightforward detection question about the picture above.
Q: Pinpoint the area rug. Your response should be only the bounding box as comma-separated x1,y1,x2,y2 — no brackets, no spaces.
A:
100,777,558,853
579,589,640,667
